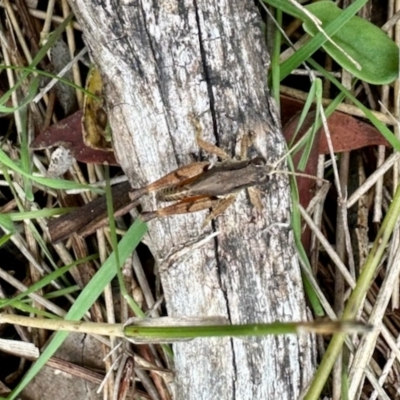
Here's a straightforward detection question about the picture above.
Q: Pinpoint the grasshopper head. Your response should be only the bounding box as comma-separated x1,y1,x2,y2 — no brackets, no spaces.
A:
249,156,270,184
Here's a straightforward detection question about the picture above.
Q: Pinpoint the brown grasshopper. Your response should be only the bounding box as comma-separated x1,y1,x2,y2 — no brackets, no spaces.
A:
130,134,272,225
47,132,323,242
47,134,270,242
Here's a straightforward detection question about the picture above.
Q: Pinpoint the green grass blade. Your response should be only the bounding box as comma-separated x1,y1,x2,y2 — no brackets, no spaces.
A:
0,232,13,247
0,254,98,309
0,146,102,192
304,185,400,399
7,219,147,400
18,105,33,201
0,214,15,232
0,76,40,114
8,302,61,319
5,208,75,221
0,65,99,100
308,59,400,151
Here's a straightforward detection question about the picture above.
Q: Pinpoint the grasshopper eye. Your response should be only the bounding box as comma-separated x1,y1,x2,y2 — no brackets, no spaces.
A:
250,157,269,182
250,157,266,166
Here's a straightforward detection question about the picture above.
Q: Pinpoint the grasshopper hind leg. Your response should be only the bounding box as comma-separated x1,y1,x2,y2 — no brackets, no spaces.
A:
201,194,237,228
141,197,220,223
196,135,230,160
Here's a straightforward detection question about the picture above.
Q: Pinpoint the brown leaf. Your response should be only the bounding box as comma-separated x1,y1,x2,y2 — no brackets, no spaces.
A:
31,111,118,165
281,95,389,155
281,94,390,254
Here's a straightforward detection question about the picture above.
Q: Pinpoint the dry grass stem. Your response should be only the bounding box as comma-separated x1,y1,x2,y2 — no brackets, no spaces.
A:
346,152,400,208
281,85,396,125
299,205,355,288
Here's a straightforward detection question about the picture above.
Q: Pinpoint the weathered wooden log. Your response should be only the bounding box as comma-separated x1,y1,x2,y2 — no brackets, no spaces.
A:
69,1,316,398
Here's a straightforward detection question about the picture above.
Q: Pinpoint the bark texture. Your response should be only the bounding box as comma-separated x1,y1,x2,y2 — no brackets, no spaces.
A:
69,1,316,398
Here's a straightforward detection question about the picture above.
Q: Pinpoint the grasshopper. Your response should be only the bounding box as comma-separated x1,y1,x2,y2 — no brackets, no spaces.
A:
130,133,272,225
47,134,269,242
47,129,324,242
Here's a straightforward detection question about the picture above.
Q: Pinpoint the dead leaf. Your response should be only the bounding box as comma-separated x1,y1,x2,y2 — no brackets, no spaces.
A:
31,111,118,165
281,94,390,254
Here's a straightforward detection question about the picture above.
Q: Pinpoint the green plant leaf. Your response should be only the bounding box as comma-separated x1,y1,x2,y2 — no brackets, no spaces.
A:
304,1,399,84
264,0,369,80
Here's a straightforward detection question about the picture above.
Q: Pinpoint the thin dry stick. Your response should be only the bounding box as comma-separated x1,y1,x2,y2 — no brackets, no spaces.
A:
47,357,104,384
3,0,32,63
135,368,161,400
331,58,351,396
374,147,386,223
299,205,355,288
381,8,400,31
5,230,49,276
391,0,400,313
61,0,83,106
0,268,66,317
302,206,400,369
354,153,370,271
298,259,338,321
280,34,309,62
132,252,158,314
0,3,82,29
289,69,341,77
362,80,378,109
306,180,330,216
309,155,327,274
112,353,129,400
0,32,24,134
86,162,100,198
346,152,400,208
318,103,342,197
337,68,356,278
300,259,391,400
97,353,122,395
40,0,57,37
364,368,392,400
338,200,356,279
69,159,93,203
33,47,88,103
348,242,400,398
318,98,356,294
370,331,400,400
332,152,349,400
